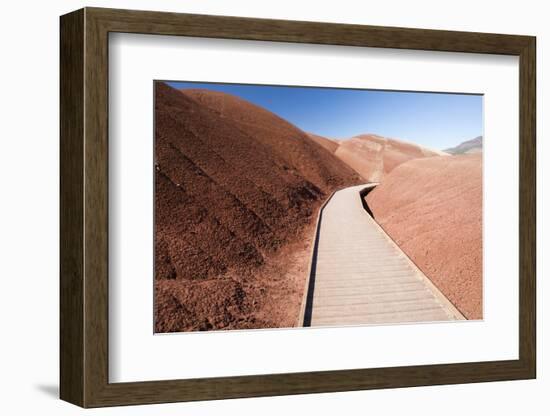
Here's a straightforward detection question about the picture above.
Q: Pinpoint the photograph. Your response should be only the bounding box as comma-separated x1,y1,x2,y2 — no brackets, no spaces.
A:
154,80,483,333
50,4,539,409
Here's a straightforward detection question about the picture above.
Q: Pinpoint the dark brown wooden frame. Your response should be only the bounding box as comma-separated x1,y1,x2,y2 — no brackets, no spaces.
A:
60,7,536,408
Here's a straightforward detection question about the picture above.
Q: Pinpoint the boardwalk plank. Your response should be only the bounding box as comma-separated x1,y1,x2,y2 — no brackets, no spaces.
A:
305,184,465,327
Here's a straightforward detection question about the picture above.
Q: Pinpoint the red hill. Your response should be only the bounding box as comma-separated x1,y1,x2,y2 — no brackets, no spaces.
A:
181,89,359,190
307,132,339,154
155,83,362,332
335,134,448,182
366,154,482,318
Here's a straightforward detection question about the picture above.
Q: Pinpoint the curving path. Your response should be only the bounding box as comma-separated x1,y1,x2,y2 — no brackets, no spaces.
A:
302,184,465,327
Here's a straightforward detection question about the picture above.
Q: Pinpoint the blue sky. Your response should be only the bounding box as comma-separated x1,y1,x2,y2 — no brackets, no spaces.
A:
166,81,483,151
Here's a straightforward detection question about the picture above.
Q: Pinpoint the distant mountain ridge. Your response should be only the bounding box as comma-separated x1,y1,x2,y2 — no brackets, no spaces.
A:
444,136,483,155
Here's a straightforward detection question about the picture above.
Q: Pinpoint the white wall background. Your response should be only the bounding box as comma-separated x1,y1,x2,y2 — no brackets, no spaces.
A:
0,0,545,414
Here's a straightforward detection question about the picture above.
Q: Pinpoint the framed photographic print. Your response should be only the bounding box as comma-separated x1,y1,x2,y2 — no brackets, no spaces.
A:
60,7,536,407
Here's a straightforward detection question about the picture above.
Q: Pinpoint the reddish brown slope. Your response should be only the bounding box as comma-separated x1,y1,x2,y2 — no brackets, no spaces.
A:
155,83,363,332
335,135,386,182
182,89,360,190
366,154,482,319
307,133,339,154
335,134,448,182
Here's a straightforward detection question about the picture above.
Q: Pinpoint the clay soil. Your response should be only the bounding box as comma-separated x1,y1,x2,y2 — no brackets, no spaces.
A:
154,82,362,332
366,154,483,319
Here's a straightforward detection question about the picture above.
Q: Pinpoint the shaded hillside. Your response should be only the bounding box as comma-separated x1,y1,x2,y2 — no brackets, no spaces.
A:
307,132,339,153
335,134,448,182
366,154,482,319
155,82,363,332
444,136,483,154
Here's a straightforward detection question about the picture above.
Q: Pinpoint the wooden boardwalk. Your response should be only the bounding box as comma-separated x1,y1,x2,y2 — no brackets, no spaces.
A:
301,184,465,327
